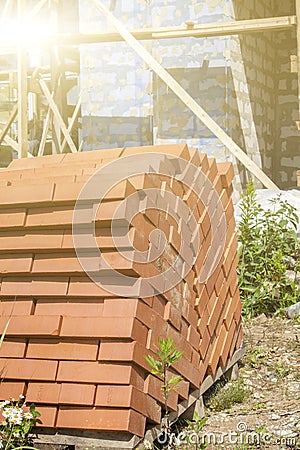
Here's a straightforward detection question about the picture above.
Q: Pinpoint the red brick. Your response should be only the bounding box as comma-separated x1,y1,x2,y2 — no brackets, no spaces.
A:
99,340,134,360
59,383,95,406
207,294,225,337
191,348,200,366
9,153,66,169
164,302,181,331
0,381,26,400
31,277,69,296
7,174,76,188
180,318,189,340
189,148,201,166
55,178,134,203
187,325,201,349
173,354,201,389
207,332,224,377
223,293,239,332
56,407,145,436
102,298,138,317
0,339,26,357
233,292,242,322
35,406,57,427
32,253,82,274
220,188,230,209
67,276,120,297
197,307,210,337
216,162,235,188
0,208,26,228
198,153,209,173
214,263,225,296
60,317,147,343
0,231,64,251
0,315,62,336
225,199,234,223
144,374,178,411
27,339,99,360
195,284,209,317
26,205,74,228
63,147,124,163
235,324,244,351
207,158,218,183
0,183,54,206
199,327,211,360
34,299,104,317
229,324,243,358
0,255,33,274
101,341,151,374
213,175,223,196
53,181,89,202
26,382,61,404
165,323,192,361
95,385,161,424
222,235,238,277
135,301,166,337
219,322,236,367
122,143,190,160
0,359,57,380
0,299,34,316
93,200,123,224
167,369,190,400
57,361,142,386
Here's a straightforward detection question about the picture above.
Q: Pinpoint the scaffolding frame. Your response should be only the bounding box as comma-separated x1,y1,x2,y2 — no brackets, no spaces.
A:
0,0,298,187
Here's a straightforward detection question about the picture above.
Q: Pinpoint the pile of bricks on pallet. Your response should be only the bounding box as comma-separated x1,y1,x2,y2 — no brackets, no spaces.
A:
0,144,243,442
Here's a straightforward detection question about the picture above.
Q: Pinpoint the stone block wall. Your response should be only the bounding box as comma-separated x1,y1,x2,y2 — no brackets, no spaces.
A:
79,0,299,189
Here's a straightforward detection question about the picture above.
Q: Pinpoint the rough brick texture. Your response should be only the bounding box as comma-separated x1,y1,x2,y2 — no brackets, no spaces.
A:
0,144,243,439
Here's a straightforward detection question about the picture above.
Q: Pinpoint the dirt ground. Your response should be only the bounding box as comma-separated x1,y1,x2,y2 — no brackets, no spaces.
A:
202,316,300,449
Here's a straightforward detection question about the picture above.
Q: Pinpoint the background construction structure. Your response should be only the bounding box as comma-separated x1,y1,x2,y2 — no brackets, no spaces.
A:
0,0,299,190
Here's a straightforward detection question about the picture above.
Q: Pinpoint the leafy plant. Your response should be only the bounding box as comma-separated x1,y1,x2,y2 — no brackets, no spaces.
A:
145,336,183,439
206,377,250,412
0,321,40,450
237,180,300,318
274,360,289,379
245,346,267,369
184,411,208,449
0,396,40,450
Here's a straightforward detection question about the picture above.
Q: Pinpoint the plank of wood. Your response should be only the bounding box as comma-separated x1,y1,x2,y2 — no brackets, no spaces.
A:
92,0,279,190
153,15,297,39
4,135,19,152
38,77,78,153
28,0,48,18
37,107,51,156
0,103,18,146
46,16,296,45
61,94,81,153
17,0,28,159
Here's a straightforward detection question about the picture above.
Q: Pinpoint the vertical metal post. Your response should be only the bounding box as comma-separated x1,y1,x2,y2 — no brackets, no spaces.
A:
17,0,28,158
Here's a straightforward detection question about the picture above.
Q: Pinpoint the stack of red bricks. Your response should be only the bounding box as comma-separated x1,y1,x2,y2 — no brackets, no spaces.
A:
0,144,243,439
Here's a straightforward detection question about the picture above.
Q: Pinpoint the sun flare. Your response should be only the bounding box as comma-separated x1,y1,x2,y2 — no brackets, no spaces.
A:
0,18,53,49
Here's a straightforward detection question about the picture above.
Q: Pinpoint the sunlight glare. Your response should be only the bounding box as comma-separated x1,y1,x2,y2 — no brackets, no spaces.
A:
0,18,53,48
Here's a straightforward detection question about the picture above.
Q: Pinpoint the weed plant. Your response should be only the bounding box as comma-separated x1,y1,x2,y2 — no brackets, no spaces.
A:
237,180,300,318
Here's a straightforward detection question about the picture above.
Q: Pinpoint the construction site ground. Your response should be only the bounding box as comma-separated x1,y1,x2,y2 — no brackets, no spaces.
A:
201,315,300,449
